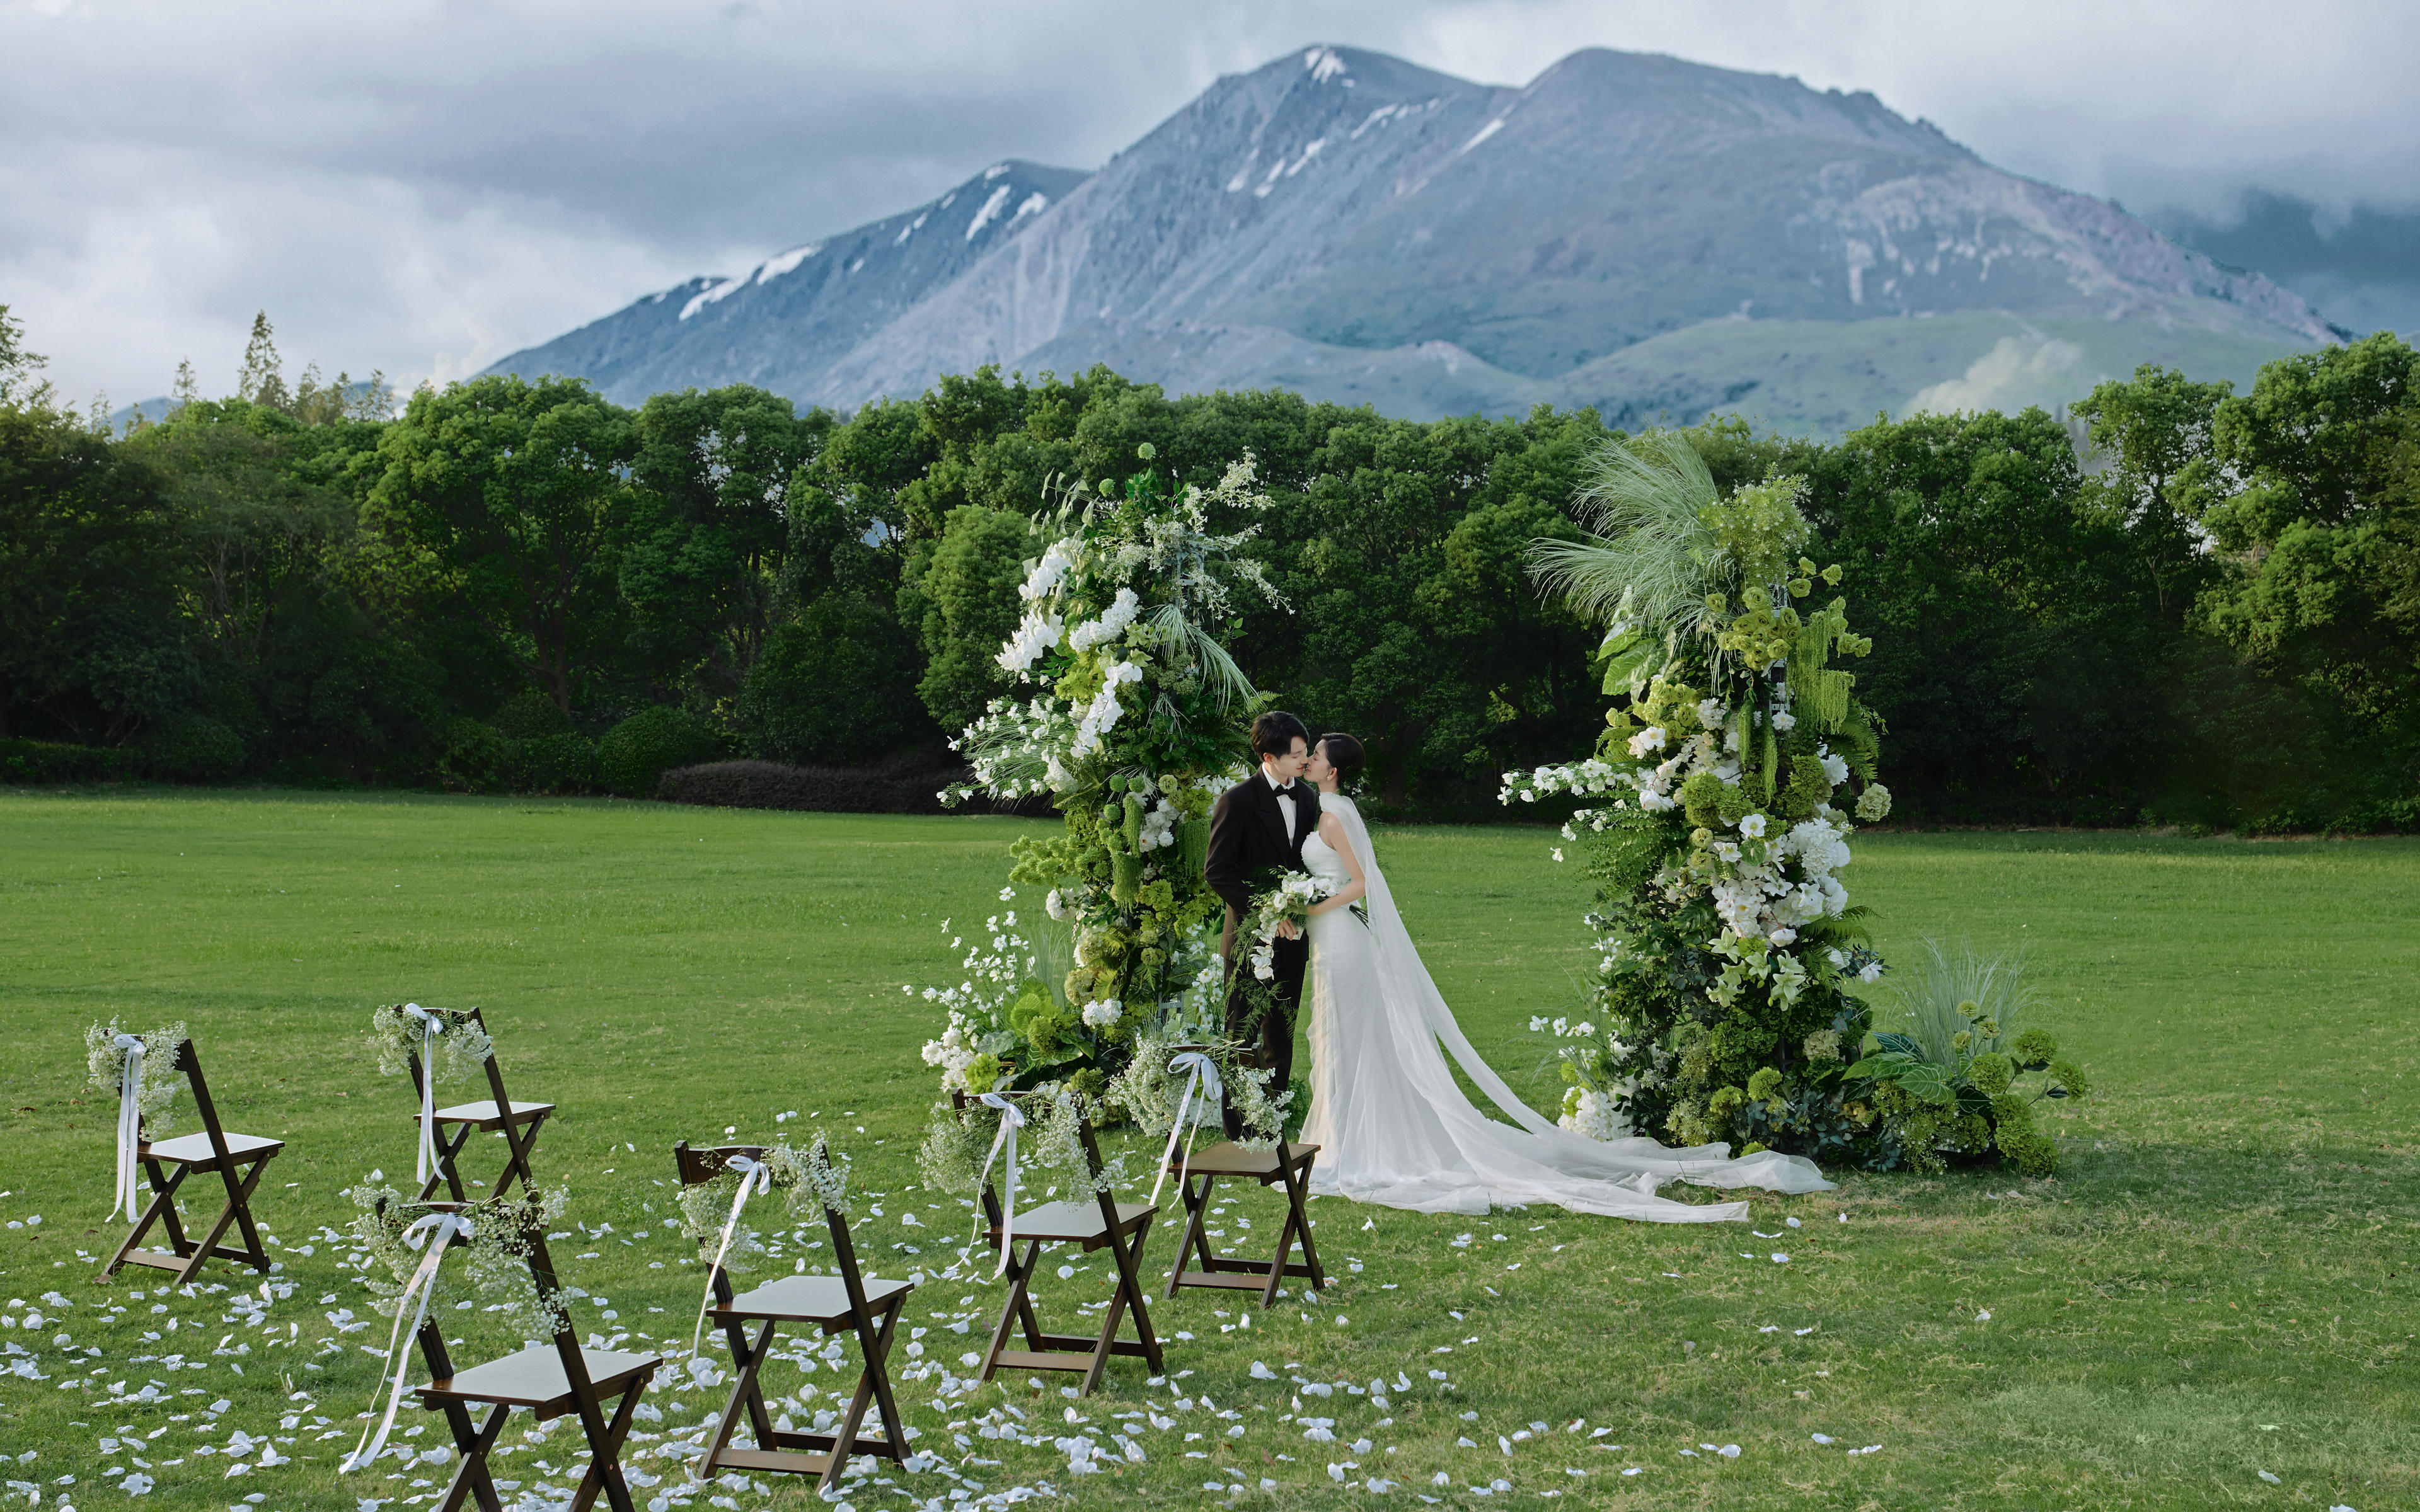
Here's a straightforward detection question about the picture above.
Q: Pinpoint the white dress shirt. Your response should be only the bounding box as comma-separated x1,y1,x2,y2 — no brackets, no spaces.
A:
1265,766,1296,840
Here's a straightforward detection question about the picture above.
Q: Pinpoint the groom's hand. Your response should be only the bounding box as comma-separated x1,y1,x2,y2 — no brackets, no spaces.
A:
1276,919,1301,941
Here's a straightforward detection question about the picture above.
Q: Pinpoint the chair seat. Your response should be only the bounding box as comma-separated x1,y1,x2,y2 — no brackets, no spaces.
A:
430,1099,553,1129
418,1344,659,1412
991,1200,1153,1244
141,1131,282,1167
1166,1141,1317,1176
717,1273,913,1325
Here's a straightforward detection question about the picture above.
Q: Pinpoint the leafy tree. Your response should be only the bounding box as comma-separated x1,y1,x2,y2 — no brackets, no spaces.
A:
2199,333,2420,731
740,593,929,765
236,311,291,413
0,304,55,410
0,406,190,740
369,374,639,715
907,505,1037,732
618,385,827,695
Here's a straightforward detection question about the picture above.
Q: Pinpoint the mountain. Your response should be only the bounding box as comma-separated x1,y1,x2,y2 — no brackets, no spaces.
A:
490,159,1091,404
489,45,2337,434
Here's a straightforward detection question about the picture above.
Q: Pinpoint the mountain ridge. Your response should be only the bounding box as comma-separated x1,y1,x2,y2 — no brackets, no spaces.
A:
488,43,2334,433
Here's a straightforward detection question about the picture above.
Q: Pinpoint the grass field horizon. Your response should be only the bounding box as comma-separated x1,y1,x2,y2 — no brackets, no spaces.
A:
3,789,2415,1510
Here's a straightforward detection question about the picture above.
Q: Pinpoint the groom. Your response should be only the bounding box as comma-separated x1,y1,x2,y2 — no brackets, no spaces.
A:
1205,710,1318,1137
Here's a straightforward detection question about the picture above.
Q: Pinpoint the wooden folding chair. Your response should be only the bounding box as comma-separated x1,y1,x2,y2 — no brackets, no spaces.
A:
407,1196,660,1512
957,1091,1163,1395
674,1141,913,1491
101,1038,282,1285
1161,1048,1327,1308
388,1005,555,1203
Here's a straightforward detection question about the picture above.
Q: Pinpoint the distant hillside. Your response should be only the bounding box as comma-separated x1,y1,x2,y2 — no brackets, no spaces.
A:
490,45,2337,435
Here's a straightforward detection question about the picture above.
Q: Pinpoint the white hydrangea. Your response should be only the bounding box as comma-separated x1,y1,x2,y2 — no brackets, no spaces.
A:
1044,889,1069,920
1819,747,1849,786
1785,817,1851,878
1855,783,1893,822
1696,698,1727,730
1081,999,1123,1029
1560,1088,1633,1142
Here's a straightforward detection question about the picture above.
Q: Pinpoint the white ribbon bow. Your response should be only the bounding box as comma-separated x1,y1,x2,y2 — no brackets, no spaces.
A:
401,1005,444,1187
111,1033,146,1223
341,1211,471,1475
691,1154,772,1358
975,1093,1027,1278
1149,1051,1223,1210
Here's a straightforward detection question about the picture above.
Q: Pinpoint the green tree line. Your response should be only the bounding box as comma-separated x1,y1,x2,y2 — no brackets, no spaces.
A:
3,304,2414,828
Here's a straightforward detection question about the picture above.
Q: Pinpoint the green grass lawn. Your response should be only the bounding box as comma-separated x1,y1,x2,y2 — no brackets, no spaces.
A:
1,788,2415,1511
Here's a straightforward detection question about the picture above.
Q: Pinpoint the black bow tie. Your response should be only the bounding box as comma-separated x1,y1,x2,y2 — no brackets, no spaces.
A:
1274,781,1298,794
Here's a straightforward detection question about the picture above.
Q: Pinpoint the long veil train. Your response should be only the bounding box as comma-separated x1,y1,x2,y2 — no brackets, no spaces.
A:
1296,795,1835,1223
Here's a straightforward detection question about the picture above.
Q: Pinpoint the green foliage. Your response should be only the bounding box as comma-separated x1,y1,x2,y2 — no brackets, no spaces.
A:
504,731,600,794
0,736,142,784
1841,944,2089,1173
3,335,2415,825
906,505,1036,733
369,373,639,716
595,705,721,796
139,712,245,784
739,594,928,765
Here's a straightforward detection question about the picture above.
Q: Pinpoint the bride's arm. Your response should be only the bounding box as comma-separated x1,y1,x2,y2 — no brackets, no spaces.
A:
1305,812,1368,916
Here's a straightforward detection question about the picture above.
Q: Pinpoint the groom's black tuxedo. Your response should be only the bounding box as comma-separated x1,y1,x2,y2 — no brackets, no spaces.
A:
1206,770,1320,1134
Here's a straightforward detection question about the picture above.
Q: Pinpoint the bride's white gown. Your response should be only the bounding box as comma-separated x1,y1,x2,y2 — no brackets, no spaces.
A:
1295,795,1835,1223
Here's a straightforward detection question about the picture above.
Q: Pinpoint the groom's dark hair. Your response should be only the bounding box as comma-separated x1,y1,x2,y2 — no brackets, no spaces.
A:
1251,711,1310,761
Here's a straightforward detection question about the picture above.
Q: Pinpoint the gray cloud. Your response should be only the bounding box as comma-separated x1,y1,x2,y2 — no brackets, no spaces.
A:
6,0,2413,403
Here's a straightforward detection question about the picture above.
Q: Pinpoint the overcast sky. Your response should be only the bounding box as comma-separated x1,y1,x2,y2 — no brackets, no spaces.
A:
6,0,2415,406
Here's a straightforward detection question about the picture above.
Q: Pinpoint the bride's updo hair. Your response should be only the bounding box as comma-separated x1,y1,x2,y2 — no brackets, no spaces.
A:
1318,733,1365,788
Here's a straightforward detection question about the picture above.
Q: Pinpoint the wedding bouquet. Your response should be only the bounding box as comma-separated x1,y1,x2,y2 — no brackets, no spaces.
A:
1238,868,1333,982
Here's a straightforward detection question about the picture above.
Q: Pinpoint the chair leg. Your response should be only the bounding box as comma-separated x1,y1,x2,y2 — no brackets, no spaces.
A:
696,1320,777,1481
979,1240,1043,1383
417,1122,476,1204
1163,1170,1218,1299
1089,1213,1161,1394
857,1294,911,1470
176,1154,274,1286
432,1402,511,1512
566,1375,647,1512
493,1108,548,1197
1282,1150,1327,1288
823,1298,903,1491
101,1162,188,1278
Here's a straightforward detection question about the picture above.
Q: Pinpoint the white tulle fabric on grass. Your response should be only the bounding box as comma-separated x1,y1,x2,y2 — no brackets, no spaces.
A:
1295,795,1834,1223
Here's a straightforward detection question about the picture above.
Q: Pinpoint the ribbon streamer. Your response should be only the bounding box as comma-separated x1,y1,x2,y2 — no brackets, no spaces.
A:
401,1005,443,1187
112,1033,146,1223
341,1211,470,1474
974,1092,1027,1278
1148,1051,1223,1211
690,1155,771,1358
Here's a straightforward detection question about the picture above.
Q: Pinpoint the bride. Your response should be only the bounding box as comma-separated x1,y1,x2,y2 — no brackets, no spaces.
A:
1288,732,1834,1222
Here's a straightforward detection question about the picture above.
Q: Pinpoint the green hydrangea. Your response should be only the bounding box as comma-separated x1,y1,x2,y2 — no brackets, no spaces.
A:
1969,1052,2015,1096
1746,1066,1783,1102
2049,1060,2090,1099
2011,1029,2058,1067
